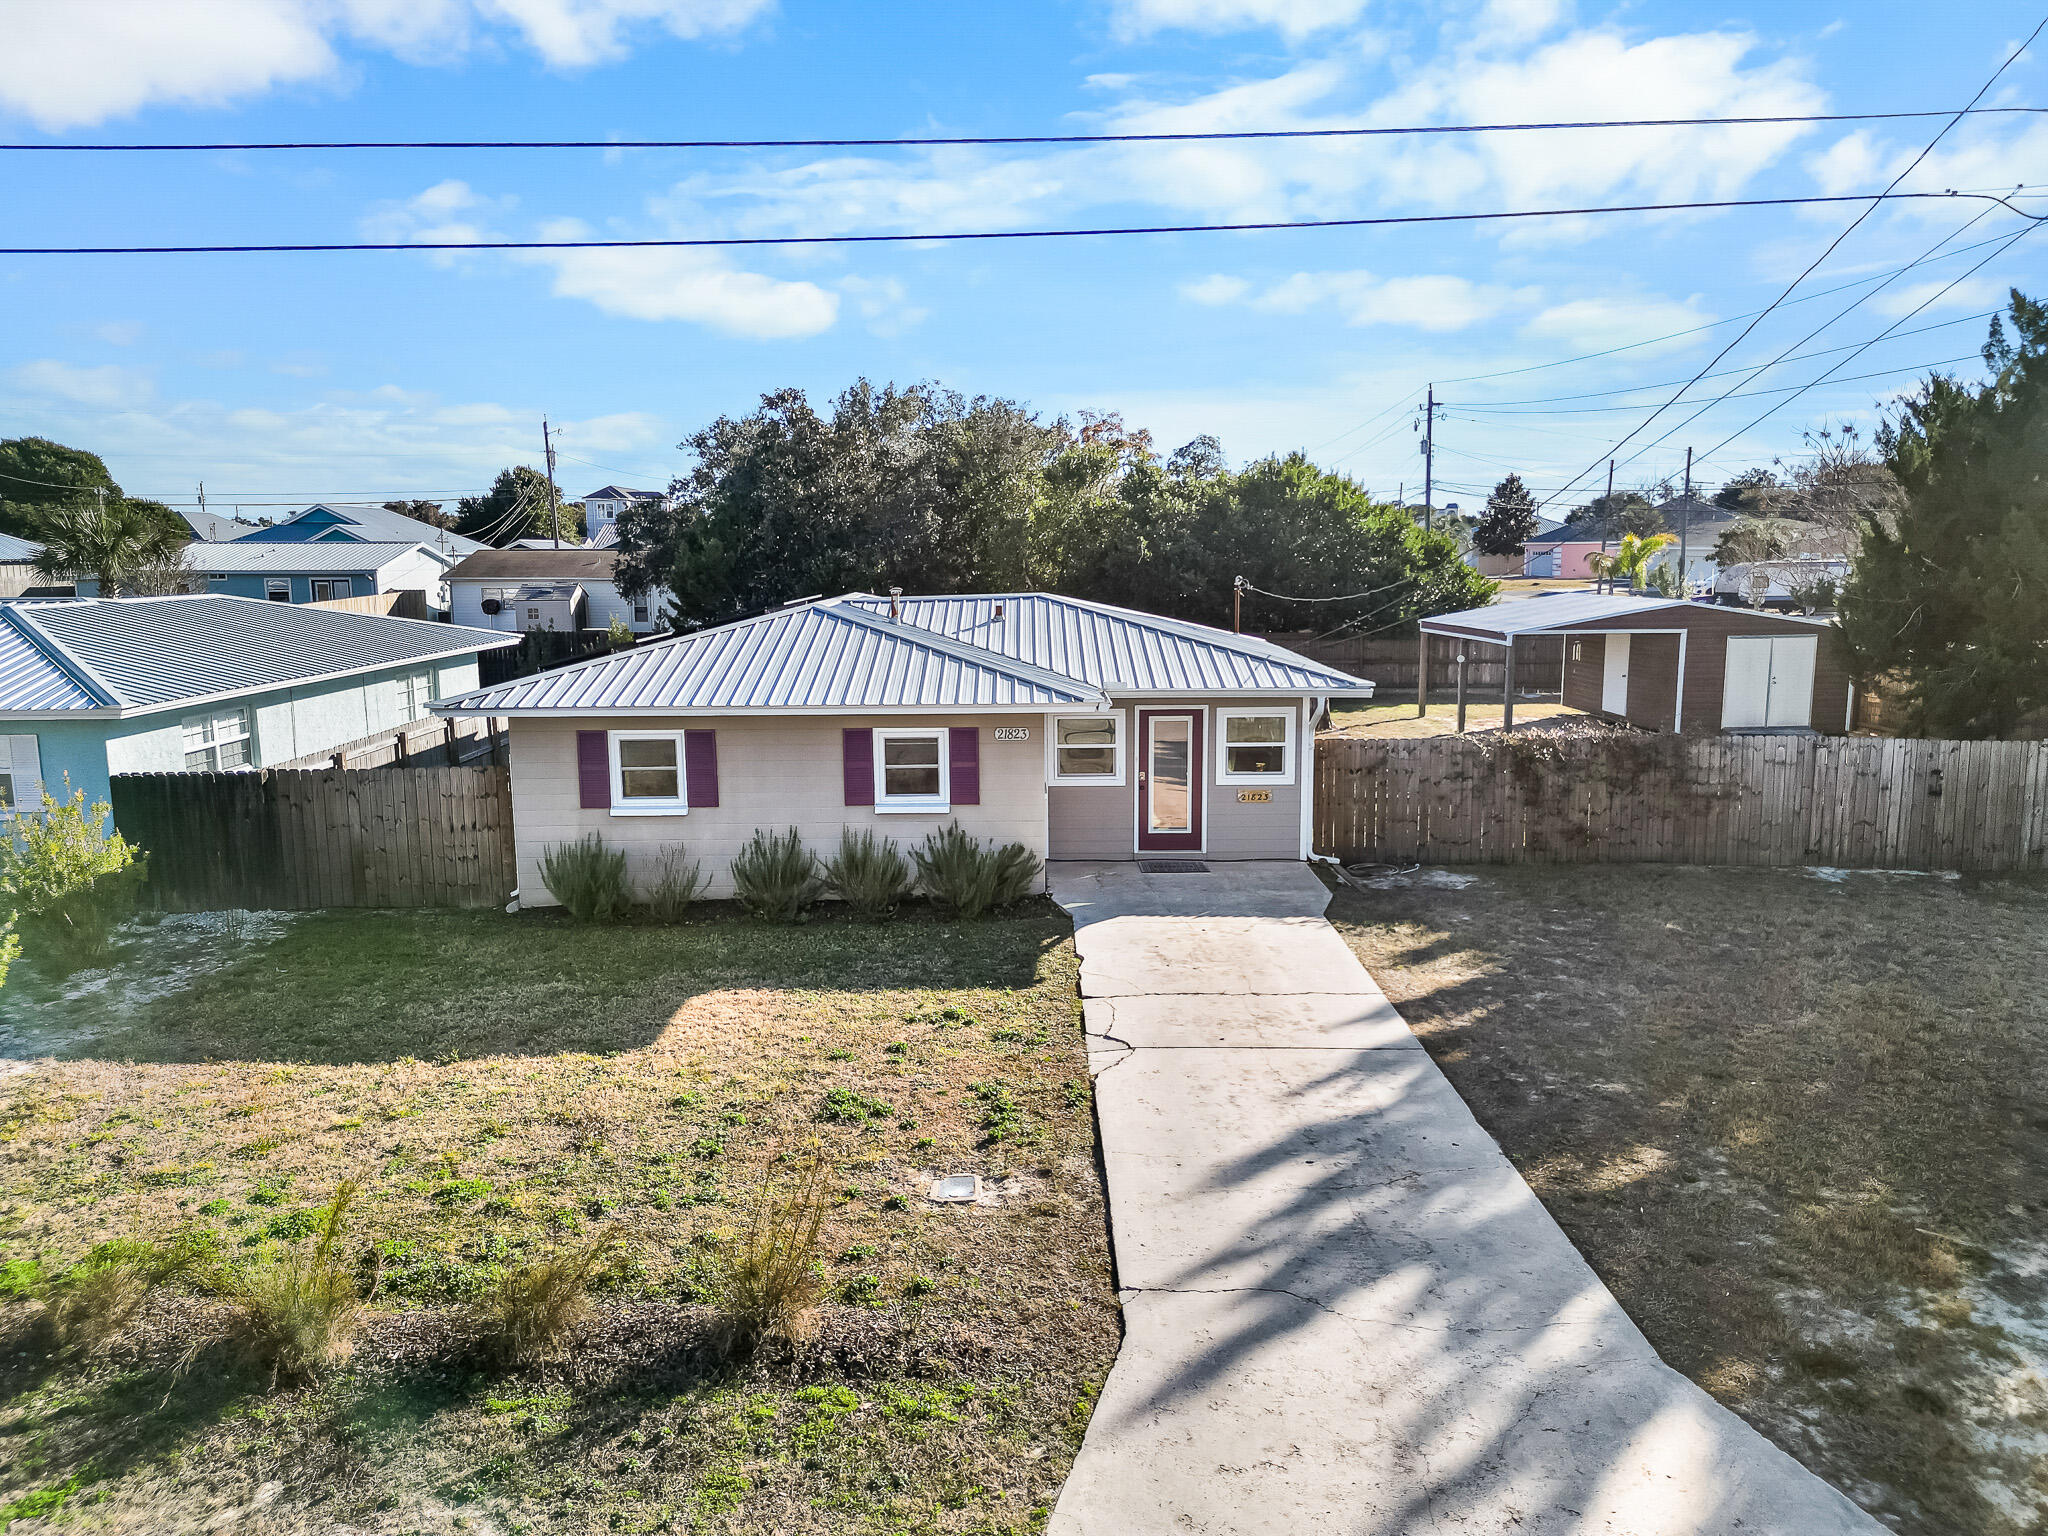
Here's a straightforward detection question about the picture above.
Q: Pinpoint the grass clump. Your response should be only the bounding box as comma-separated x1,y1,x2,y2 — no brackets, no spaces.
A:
729,828,824,922
719,1156,828,1354
229,1179,364,1380
644,845,707,921
821,829,914,919
540,833,632,922
818,1087,893,1126
39,1229,213,1353
473,1224,623,1367
911,823,1042,919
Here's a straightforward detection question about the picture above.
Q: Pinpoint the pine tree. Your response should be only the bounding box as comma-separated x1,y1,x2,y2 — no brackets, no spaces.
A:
1472,473,1540,557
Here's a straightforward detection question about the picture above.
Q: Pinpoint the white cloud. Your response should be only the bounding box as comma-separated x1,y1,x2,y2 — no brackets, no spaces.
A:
836,276,927,337
520,222,837,337
1107,0,1369,40
1871,277,2004,319
10,360,155,410
1477,0,1570,44
1522,294,1710,350
96,322,146,347
1181,274,1252,305
1253,271,1524,330
0,0,774,130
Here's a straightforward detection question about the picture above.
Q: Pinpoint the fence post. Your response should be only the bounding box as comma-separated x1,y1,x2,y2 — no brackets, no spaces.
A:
1416,632,1429,718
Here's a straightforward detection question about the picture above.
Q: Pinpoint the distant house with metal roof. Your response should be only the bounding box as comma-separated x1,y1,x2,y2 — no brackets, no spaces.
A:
177,509,265,542
0,595,516,811
578,485,666,546
445,547,669,634
433,590,1371,906
0,533,44,600
78,541,455,608
228,502,486,557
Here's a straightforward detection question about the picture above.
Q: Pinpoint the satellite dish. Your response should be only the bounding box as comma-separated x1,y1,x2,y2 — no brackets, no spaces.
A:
481,598,502,615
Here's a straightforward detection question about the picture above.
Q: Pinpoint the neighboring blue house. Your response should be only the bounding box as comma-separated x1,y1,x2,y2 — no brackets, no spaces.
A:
76,542,454,607
231,502,487,557
0,595,517,810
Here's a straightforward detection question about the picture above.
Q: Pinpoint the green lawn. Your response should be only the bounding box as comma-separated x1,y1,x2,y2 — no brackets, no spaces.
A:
0,903,1116,1534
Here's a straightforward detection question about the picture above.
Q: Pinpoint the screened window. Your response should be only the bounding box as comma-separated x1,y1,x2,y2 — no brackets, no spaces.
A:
874,729,948,812
264,578,291,602
1049,714,1123,784
183,706,253,771
608,731,687,814
400,670,434,721
0,774,13,810
1216,708,1293,783
632,601,650,624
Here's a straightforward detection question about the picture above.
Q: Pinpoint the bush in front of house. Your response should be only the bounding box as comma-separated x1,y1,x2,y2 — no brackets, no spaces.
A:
645,846,706,921
911,823,1043,919
730,828,824,922
0,781,147,979
821,828,914,918
540,833,632,922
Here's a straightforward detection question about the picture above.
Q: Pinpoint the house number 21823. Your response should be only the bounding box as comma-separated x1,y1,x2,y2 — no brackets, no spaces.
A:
992,727,1030,741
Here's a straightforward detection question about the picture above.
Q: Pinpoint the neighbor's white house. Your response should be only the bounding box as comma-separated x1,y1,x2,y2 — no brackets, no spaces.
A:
578,485,667,547
431,591,1372,906
445,548,671,635
0,595,516,811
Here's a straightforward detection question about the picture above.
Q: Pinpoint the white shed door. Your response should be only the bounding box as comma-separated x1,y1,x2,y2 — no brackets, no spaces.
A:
1601,634,1631,714
1721,637,1772,728
1764,635,1817,728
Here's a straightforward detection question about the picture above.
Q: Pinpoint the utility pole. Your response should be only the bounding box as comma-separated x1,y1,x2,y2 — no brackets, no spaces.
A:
1679,446,1693,597
541,418,561,548
1232,575,1244,635
1598,459,1614,591
1421,385,1436,534
196,481,206,535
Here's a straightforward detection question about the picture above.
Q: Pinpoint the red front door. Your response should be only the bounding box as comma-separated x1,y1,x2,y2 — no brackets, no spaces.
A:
1136,709,1204,852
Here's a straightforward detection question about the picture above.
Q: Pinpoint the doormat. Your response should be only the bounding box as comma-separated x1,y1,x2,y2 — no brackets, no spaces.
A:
1139,860,1210,874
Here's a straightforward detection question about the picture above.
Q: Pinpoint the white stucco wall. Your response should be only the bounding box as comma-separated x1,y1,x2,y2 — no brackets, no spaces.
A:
507,714,1048,905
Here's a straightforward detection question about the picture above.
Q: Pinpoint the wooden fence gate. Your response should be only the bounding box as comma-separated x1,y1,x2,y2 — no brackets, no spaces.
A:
1313,735,2048,872
111,765,517,912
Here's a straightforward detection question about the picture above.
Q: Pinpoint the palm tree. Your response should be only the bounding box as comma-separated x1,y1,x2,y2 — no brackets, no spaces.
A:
1584,531,1677,592
32,497,186,596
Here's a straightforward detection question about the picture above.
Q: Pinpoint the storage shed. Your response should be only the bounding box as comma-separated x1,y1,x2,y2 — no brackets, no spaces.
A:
1420,593,1857,735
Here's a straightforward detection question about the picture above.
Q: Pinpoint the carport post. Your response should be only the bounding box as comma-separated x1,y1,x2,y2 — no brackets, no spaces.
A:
1454,649,1468,733
1417,630,1429,717
1501,638,1516,733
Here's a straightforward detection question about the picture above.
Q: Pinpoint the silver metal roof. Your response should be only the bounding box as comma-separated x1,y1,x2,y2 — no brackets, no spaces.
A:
1422,592,1690,638
192,541,449,575
845,593,1373,694
436,598,1106,716
0,595,516,714
435,591,1369,717
0,533,43,563
225,503,487,554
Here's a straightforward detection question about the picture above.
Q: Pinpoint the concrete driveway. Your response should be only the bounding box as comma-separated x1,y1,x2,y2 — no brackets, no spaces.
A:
1047,860,1880,1536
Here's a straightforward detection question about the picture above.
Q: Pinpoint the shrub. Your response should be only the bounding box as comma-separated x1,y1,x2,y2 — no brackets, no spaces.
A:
0,781,147,978
645,846,707,921
231,1180,363,1380
910,823,1043,919
821,829,913,919
606,616,635,650
719,1156,828,1354
729,828,823,922
540,834,632,922
473,1225,622,1367
40,1230,213,1353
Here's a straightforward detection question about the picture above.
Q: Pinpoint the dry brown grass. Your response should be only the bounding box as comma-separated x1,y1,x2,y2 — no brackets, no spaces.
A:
1329,863,2048,1536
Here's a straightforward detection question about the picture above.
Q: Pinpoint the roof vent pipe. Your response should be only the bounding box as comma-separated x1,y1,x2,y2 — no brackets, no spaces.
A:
888,586,902,620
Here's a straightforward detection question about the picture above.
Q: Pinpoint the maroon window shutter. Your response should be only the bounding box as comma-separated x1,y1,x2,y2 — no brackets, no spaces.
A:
576,730,611,809
843,728,874,806
949,726,980,806
684,729,719,808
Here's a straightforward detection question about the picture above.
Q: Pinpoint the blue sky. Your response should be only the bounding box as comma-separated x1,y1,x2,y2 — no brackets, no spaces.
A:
3,0,2046,524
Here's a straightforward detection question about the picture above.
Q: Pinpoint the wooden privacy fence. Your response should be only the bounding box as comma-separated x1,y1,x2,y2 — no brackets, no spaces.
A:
1313,735,2048,872
1259,631,1565,695
111,765,516,912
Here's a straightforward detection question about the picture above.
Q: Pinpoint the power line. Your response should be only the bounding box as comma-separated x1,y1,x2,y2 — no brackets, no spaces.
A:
4,189,2039,257
1448,353,1983,415
1531,12,2048,510
13,106,2045,154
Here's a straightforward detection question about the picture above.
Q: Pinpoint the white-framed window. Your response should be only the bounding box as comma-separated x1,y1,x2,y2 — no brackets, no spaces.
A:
1047,712,1124,785
264,578,291,602
400,670,434,721
183,706,253,771
608,730,687,815
311,577,353,602
873,728,949,813
632,600,650,625
1215,707,1294,784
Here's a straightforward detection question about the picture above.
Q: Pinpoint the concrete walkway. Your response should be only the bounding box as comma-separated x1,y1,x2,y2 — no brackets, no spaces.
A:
1047,860,1880,1536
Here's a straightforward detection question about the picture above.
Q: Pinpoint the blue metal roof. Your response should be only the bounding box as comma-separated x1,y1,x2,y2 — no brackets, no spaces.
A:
0,596,516,715
228,503,486,555
435,591,1369,717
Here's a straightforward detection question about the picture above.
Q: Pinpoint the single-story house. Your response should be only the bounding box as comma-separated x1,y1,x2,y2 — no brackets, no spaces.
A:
0,534,46,599
0,595,516,810
578,485,667,546
229,502,487,558
446,548,669,634
1421,592,1855,734
431,590,1371,905
78,541,457,608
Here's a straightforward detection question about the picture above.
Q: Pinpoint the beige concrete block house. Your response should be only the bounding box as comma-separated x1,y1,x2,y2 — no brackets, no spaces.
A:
432,591,1373,904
